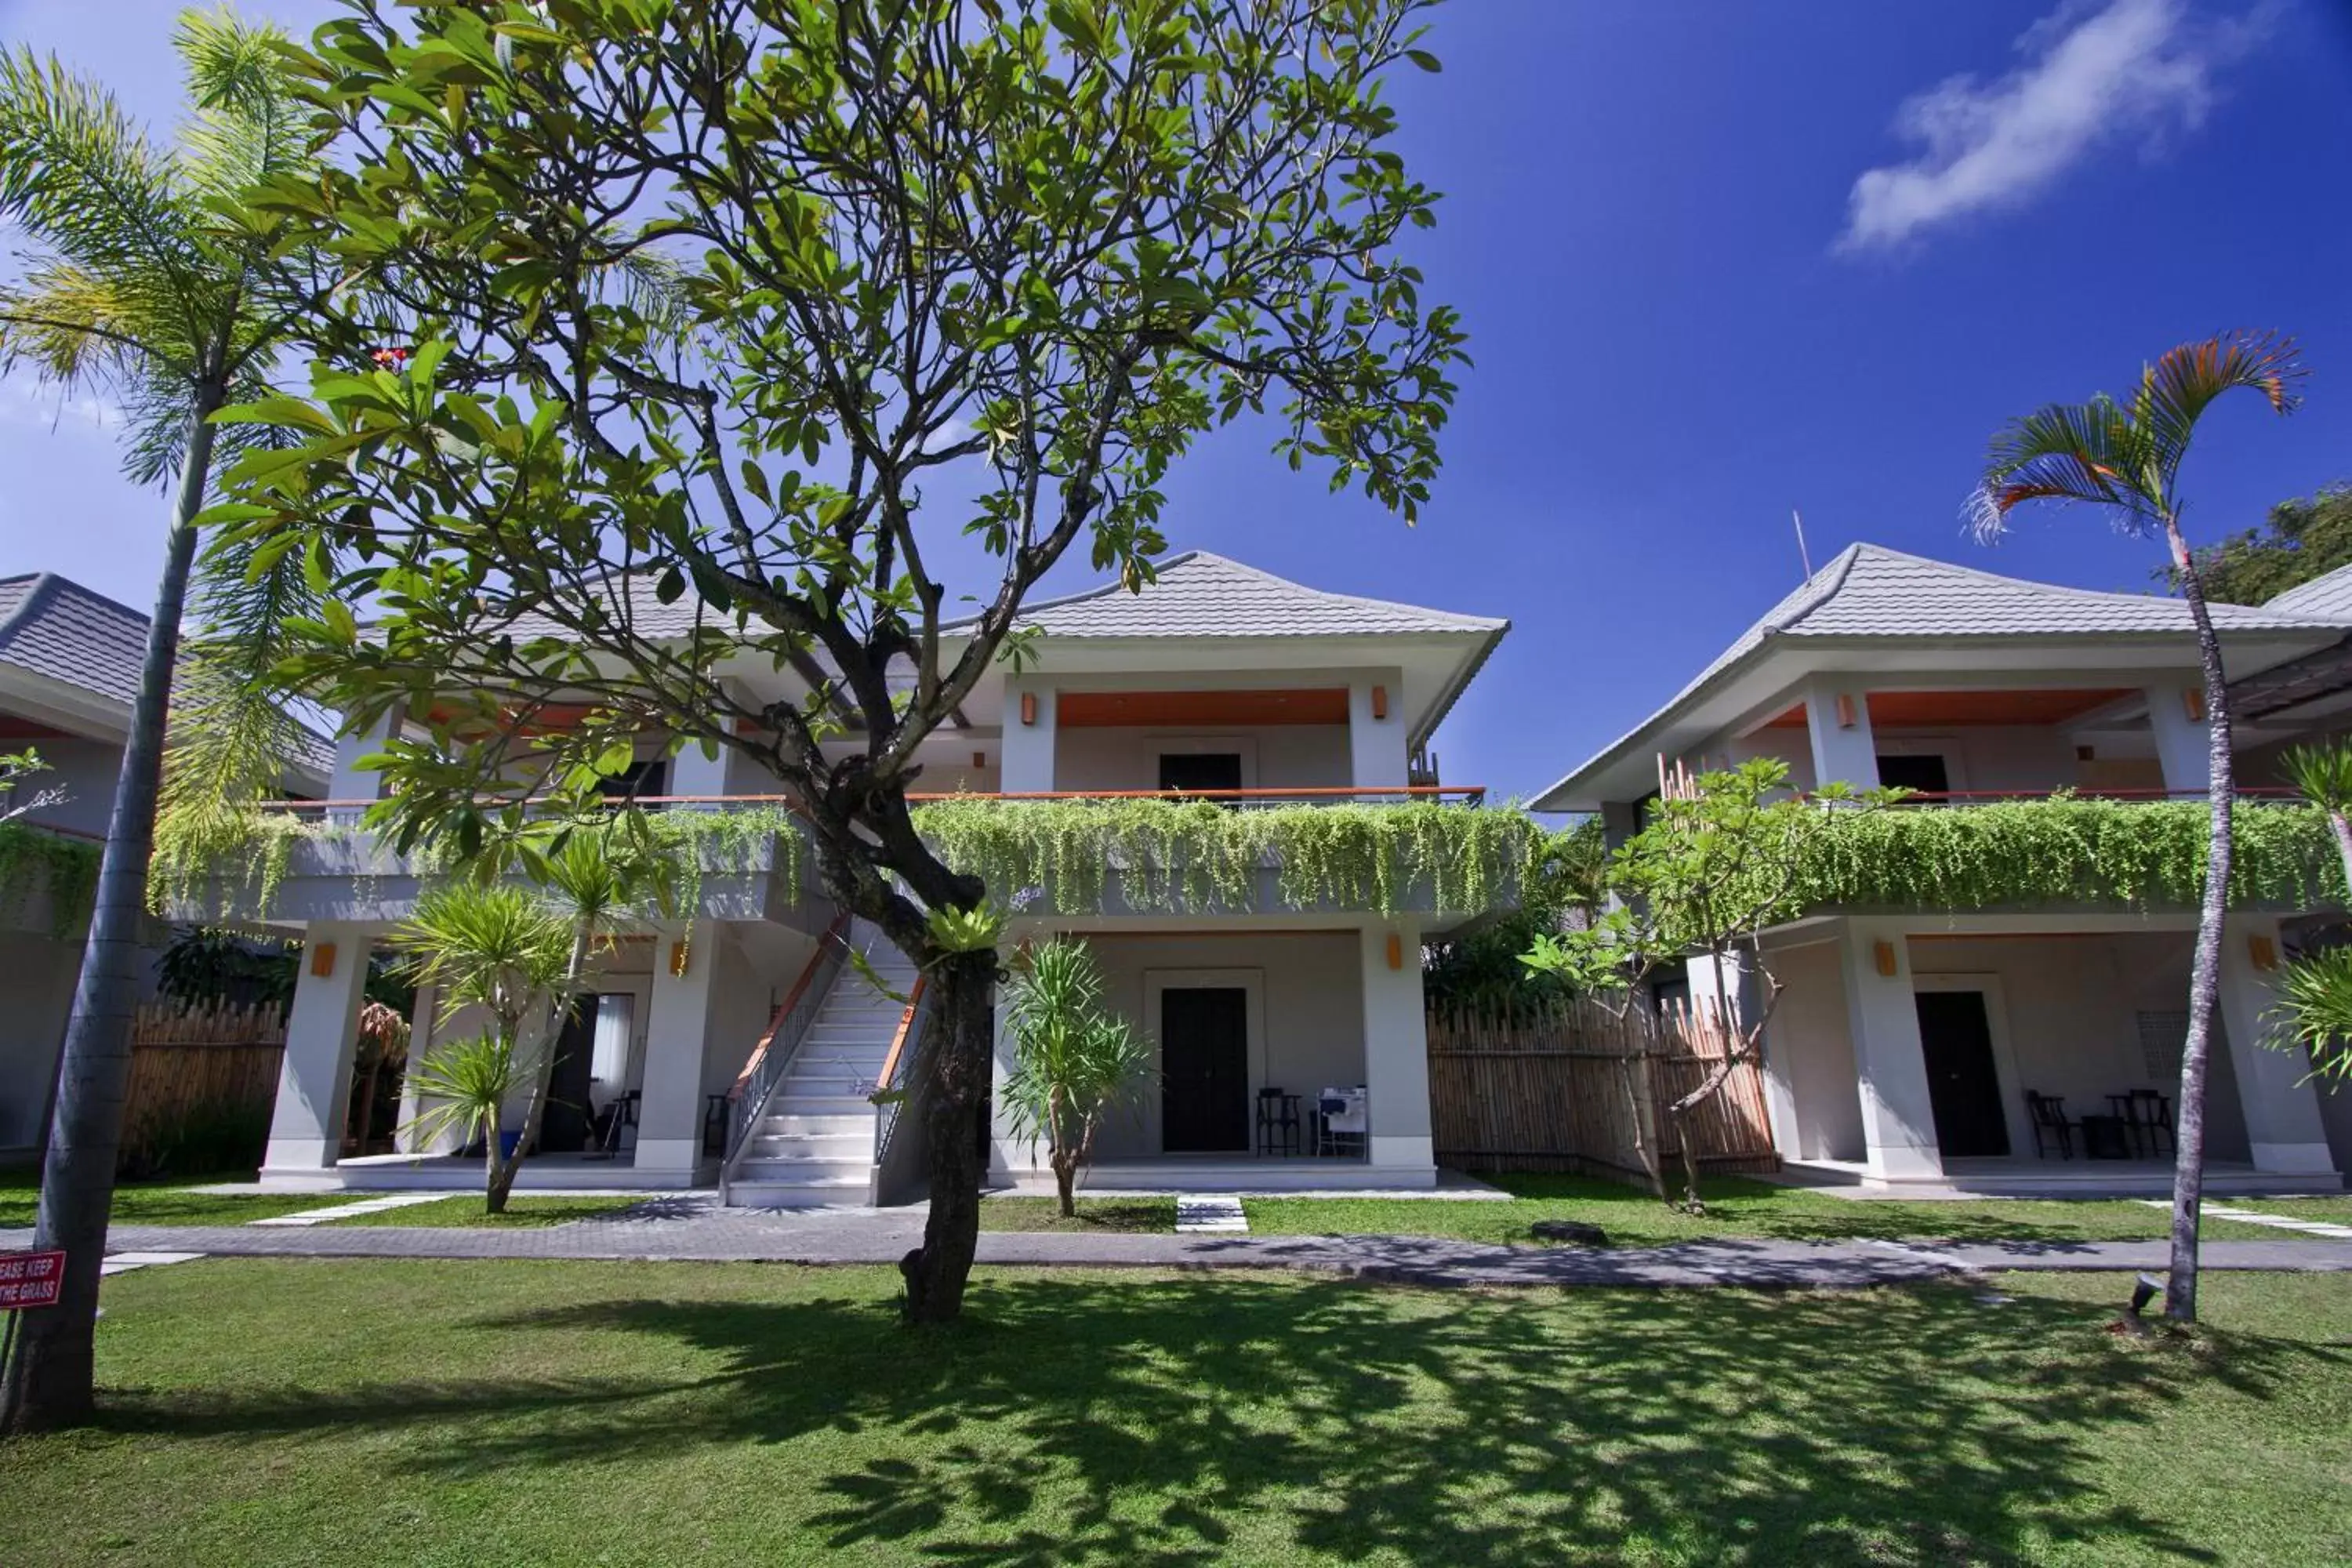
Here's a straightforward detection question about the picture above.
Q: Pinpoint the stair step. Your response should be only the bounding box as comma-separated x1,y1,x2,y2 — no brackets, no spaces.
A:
733,1158,871,1182
760,1114,872,1135
771,1095,875,1113
746,1131,871,1152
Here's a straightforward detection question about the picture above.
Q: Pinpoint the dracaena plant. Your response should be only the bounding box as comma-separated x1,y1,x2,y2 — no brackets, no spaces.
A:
210,0,1465,1324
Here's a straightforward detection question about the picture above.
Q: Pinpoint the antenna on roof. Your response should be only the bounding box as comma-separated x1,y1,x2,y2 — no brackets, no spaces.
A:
1791,509,1814,581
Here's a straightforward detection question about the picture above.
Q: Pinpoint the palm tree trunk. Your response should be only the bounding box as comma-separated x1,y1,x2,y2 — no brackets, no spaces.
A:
2,390,221,1433
2164,520,2235,1325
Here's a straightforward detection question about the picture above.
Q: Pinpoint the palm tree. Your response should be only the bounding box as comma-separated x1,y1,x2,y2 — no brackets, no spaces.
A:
0,10,331,1432
1971,331,2306,1323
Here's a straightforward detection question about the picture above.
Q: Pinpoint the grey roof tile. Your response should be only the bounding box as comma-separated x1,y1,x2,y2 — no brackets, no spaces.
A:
960,550,1506,640
1539,543,2350,807
0,572,148,706
2263,561,2352,622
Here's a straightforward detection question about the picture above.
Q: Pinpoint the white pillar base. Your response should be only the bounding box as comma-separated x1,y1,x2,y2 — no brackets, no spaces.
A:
1367,1134,1434,1170
2251,1141,2339,1176
261,1138,343,1175
630,1138,703,1178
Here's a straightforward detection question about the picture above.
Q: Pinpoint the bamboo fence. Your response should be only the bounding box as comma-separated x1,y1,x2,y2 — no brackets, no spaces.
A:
1425,994,1780,1181
120,1000,287,1160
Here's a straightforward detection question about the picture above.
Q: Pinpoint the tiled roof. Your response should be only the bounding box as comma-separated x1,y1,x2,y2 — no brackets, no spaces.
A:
0,572,149,707
1538,543,2348,807
0,572,333,784
2263,561,2352,622
960,550,1506,640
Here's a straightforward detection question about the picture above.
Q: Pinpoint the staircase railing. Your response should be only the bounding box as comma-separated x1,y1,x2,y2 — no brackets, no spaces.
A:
722,909,851,1171
869,975,933,1174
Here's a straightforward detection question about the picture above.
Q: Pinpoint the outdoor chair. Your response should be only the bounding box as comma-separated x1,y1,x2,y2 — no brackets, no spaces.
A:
1314,1085,1368,1160
2024,1091,2076,1160
2118,1089,2175,1158
1255,1087,1302,1156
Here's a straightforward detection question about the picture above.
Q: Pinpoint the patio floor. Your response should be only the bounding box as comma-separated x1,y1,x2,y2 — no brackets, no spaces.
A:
1777,1156,2344,1201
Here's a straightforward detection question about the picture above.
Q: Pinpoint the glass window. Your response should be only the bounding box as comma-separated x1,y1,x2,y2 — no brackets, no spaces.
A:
589,993,637,1087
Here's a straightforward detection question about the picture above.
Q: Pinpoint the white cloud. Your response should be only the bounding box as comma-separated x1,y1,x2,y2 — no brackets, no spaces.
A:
0,376,117,434
1838,0,2265,253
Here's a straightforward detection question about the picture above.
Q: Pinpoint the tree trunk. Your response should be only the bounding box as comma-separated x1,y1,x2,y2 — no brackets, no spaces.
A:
2,394,220,1434
1054,1150,1077,1218
2164,521,2235,1325
899,948,996,1323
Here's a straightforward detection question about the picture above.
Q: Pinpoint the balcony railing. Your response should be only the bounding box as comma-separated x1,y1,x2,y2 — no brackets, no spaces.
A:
256,783,1491,815
1838,786,2304,807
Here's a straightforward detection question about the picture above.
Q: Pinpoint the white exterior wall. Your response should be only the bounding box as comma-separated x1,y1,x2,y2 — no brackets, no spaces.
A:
13,736,122,837
0,931,80,1153
1076,931,1367,1160
1052,724,1351,792
1758,939,1864,1162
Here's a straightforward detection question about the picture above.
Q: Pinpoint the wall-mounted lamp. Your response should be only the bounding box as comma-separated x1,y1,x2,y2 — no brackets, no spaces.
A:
972,750,988,770
1371,684,1389,721
1835,693,1859,730
2183,688,2206,723
309,942,337,978
2250,934,2278,972
669,941,691,978
1019,691,1037,727
1385,932,1404,971
1872,940,1897,978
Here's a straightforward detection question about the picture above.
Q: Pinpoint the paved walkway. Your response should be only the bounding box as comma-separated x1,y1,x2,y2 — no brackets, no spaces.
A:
2133,1197,2352,1240
9,1206,2352,1290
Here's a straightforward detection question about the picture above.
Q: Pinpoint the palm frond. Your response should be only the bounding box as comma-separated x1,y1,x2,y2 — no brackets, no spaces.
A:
1969,395,2154,541
2134,330,2306,479
175,9,310,211
0,46,203,323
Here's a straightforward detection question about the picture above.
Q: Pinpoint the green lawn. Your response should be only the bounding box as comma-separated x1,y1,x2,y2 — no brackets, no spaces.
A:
323,1195,654,1229
1,1258,2346,1565
1247,1172,2288,1246
978,1196,1175,1232
0,1171,326,1229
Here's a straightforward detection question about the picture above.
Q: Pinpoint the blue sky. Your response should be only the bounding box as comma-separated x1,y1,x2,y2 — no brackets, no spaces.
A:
3,0,2349,801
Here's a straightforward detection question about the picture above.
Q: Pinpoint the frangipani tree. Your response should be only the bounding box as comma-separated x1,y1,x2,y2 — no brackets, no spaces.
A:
1521,757,1892,1209
1970,330,2305,1324
216,0,1464,1323
0,11,342,1434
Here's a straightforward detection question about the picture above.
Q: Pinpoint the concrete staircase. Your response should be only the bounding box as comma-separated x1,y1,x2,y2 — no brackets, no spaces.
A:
725,923,919,1207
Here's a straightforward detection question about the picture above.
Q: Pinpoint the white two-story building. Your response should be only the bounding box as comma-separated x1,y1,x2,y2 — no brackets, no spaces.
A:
1537,543,2352,1196
202,552,1512,1202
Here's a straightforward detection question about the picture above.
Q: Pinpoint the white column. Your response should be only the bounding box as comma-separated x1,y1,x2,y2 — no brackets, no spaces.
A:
1000,677,1056,793
1803,677,1878,791
1348,666,1410,796
394,981,449,1155
328,702,405,811
1360,920,1436,1182
637,920,720,1178
2217,915,2336,1174
988,971,1032,1180
2146,683,2211,795
1837,918,1942,1181
668,739,731,799
262,921,376,1175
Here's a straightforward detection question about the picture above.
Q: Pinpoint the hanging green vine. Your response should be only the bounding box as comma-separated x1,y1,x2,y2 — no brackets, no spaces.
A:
908,797,1541,916
0,822,102,937
644,804,808,915
1792,797,2345,914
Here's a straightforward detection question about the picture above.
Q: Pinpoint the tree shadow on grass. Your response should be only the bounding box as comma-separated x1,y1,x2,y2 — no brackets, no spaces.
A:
89,1269,2335,1565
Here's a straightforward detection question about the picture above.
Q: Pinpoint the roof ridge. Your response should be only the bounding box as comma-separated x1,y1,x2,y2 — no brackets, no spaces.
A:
0,572,64,655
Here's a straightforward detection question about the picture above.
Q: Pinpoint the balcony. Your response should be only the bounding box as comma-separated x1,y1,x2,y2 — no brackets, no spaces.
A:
0,818,101,939
1788,790,2342,918
158,786,1528,929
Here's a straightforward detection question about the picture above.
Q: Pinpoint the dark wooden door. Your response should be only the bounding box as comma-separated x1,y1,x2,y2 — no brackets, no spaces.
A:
539,996,598,1153
1915,989,2009,1157
1161,987,1249,1152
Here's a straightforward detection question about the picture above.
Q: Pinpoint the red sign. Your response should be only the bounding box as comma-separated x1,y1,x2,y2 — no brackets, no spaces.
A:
0,1250,64,1311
